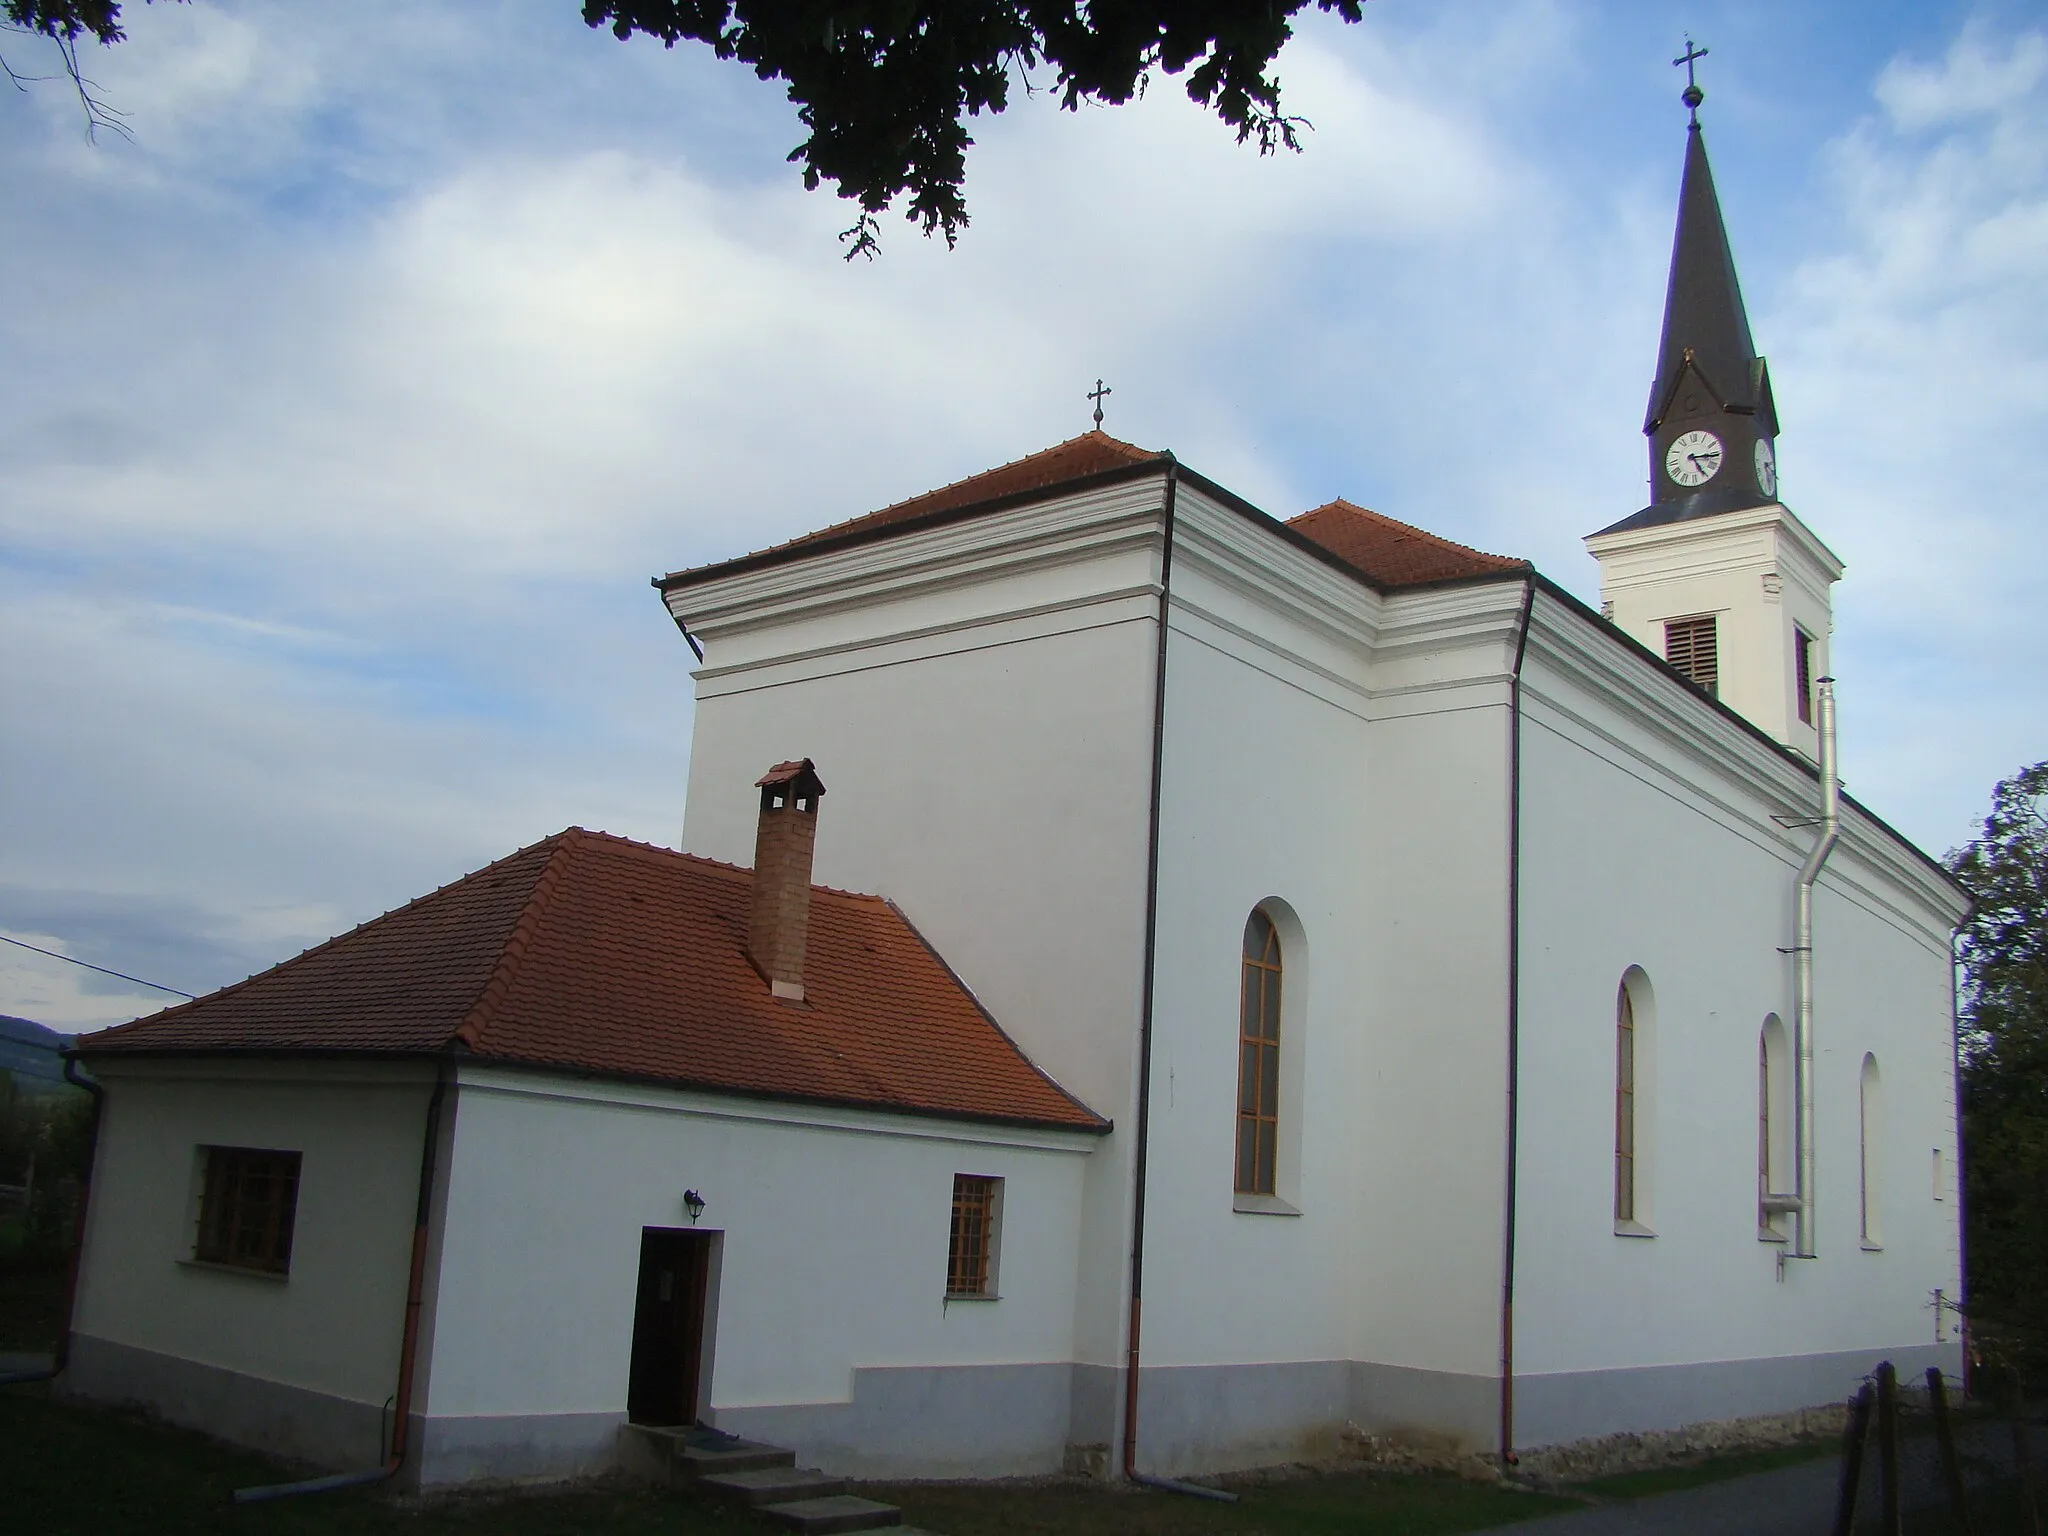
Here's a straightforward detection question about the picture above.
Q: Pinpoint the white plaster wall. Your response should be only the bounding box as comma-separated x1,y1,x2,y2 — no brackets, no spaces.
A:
70,1060,433,1405
421,1070,1091,1419
1511,598,1963,1392
668,481,1169,1375
1140,495,1519,1390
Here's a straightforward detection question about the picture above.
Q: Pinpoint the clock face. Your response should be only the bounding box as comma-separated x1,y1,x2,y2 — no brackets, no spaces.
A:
1665,430,1724,488
1755,438,1778,498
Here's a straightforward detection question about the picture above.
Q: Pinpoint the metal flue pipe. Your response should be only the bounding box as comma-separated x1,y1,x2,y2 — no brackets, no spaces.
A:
1793,677,1840,1259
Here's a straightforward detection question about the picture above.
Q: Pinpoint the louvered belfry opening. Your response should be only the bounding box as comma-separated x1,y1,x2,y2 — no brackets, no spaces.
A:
748,758,826,1002
1795,628,1815,724
1664,615,1720,696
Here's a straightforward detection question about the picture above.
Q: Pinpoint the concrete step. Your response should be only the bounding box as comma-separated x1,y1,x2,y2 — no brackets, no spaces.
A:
760,1493,904,1533
618,1423,795,1487
699,1465,849,1506
675,1437,797,1480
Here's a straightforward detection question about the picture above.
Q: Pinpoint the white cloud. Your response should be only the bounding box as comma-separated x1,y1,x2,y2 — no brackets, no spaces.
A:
0,933,169,1034
1876,23,2048,131
2,0,2038,1019
1772,21,2048,841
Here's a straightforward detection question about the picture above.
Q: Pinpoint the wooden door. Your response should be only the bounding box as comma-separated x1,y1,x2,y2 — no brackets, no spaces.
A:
626,1228,712,1426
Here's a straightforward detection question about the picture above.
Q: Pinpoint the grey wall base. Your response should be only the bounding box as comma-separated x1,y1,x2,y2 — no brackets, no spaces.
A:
1511,1343,1963,1448
62,1334,389,1473
1350,1361,1501,1453
413,1409,624,1488
713,1362,1076,1479
61,1337,1960,1488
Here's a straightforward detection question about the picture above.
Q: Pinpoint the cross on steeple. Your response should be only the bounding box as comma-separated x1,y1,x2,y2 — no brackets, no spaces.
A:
1673,36,1708,123
1088,378,1112,430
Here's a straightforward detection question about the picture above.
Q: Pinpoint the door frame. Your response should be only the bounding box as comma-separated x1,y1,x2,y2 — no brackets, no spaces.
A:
626,1226,723,1426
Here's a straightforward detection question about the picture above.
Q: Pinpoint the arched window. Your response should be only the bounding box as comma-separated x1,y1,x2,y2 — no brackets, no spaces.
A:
1758,1016,1791,1237
1235,910,1283,1197
1613,969,1654,1232
1615,981,1637,1223
1860,1054,1883,1247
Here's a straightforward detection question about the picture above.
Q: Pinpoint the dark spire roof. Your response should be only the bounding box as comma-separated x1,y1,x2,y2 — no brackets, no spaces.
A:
1643,124,1770,435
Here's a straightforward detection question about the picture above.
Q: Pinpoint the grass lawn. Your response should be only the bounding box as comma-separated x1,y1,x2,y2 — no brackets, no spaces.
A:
0,1381,1584,1536
870,1472,1577,1534
2,1384,776,1536
14,1374,1975,1536
1567,1437,1838,1500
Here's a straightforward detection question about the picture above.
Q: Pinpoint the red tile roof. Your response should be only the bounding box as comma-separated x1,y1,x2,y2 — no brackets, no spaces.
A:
657,434,1524,597
658,432,1168,589
83,830,1107,1134
1286,499,1527,588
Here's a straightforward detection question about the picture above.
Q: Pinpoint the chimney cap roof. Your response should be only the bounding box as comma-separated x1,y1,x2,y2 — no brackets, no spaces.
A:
756,758,826,795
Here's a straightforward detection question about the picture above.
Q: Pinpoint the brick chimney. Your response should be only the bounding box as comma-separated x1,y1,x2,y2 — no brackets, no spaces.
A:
748,759,826,1002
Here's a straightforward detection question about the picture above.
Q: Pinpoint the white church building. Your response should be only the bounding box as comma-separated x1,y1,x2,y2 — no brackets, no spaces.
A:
62,102,1965,1489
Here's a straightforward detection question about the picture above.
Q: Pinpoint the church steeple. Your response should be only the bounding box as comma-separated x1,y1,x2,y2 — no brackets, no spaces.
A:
1584,51,1841,758
1631,69,1780,527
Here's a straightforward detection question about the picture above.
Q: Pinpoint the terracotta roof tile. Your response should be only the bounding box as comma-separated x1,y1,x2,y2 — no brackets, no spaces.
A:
659,432,1167,589
84,831,1106,1134
1286,499,1527,589
657,433,1525,599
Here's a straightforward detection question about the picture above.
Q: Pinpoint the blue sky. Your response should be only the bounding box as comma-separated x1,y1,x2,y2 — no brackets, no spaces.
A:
3,0,2044,1029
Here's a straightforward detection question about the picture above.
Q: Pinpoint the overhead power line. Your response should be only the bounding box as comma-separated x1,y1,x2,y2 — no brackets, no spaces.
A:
0,933,197,999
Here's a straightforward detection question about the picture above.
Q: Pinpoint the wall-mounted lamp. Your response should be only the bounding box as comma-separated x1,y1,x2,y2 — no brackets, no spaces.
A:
683,1189,706,1225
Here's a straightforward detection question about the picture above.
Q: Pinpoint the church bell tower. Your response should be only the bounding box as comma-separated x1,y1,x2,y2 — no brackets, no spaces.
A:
1585,51,1843,759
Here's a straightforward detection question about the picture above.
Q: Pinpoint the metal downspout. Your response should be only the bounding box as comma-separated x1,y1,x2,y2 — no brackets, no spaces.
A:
235,1062,452,1502
1793,679,1840,1259
1119,463,1234,1503
1499,578,1536,1463
1948,926,1970,1391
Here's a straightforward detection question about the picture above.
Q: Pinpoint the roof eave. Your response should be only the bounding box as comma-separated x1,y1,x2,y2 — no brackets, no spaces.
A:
1528,571,1966,897
68,1043,1115,1136
654,455,1177,597
1174,466,1529,598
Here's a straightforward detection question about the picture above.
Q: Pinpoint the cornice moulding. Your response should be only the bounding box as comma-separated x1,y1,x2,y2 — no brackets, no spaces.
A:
456,1064,1103,1154
669,479,1170,642
1586,501,1844,582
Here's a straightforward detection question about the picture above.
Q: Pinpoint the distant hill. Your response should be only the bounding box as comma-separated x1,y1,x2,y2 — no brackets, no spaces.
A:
0,1014,75,1093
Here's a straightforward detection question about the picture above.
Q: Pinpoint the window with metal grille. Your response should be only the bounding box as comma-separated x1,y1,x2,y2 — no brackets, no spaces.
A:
1795,628,1814,725
1235,909,1283,1196
946,1174,1000,1297
1664,615,1719,696
1614,985,1636,1224
195,1146,301,1274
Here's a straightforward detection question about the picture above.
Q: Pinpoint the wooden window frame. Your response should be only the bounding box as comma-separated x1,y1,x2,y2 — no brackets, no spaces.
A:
946,1174,1001,1298
1614,984,1636,1225
194,1146,302,1275
1235,910,1283,1197
1664,615,1719,697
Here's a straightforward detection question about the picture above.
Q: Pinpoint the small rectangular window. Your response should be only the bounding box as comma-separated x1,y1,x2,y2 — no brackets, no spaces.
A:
1795,628,1814,725
1664,616,1719,697
946,1174,1001,1298
195,1146,301,1274
1932,1147,1944,1201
